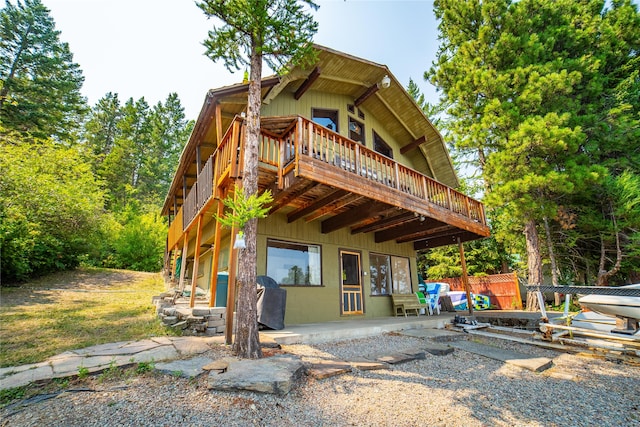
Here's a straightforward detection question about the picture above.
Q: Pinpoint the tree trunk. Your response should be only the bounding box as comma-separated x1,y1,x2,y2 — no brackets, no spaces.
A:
232,46,263,359
524,218,543,311
597,232,622,286
543,216,561,306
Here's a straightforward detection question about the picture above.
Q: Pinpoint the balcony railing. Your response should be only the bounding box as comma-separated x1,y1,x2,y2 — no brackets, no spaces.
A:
172,114,487,240
294,116,486,225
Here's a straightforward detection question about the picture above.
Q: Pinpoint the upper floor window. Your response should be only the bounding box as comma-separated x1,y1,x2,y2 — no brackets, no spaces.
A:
312,108,338,132
348,116,365,145
373,131,393,159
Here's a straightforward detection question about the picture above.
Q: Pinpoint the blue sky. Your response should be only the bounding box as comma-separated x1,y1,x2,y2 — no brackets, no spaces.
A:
43,0,440,119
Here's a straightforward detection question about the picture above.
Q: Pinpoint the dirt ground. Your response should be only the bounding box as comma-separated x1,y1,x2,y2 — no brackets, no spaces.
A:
0,268,160,305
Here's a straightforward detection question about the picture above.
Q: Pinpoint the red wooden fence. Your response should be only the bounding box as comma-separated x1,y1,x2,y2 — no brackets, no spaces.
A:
429,272,523,310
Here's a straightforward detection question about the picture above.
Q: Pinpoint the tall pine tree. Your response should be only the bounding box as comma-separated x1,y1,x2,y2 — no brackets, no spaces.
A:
427,0,639,302
0,0,86,141
197,0,318,358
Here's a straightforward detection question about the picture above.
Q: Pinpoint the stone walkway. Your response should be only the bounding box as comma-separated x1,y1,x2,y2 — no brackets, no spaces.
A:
0,323,553,395
0,336,224,391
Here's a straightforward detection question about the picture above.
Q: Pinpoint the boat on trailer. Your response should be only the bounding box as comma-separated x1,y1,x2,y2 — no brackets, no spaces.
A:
577,284,640,335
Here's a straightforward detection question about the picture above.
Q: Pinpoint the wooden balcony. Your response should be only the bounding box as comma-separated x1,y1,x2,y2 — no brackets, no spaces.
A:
168,115,489,251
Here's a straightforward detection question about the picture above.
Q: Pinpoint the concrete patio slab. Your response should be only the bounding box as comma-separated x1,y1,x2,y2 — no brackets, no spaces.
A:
400,328,465,342
260,314,455,345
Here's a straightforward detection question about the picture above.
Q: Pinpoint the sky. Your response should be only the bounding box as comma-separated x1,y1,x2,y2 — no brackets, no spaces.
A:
43,0,441,120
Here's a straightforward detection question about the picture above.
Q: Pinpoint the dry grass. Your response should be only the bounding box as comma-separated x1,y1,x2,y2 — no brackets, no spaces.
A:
0,268,178,368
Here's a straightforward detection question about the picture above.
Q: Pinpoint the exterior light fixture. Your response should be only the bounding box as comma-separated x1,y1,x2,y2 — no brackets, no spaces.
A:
233,231,246,249
381,75,391,89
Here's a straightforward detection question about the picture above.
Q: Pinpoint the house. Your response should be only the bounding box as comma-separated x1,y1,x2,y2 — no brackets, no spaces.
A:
161,45,490,325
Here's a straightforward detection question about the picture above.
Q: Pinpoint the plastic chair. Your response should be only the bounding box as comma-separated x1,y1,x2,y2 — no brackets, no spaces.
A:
425,283,441,315
415,291,429,315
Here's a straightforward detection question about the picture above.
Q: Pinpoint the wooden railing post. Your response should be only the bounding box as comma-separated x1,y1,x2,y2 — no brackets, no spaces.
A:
307,119,313,157
354,144,361,176
421,176,428,202
230,120,240,178
278,129,285,190
178,229,190,293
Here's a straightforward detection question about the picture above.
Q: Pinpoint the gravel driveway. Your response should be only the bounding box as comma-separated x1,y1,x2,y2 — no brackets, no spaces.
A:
2,334,639,426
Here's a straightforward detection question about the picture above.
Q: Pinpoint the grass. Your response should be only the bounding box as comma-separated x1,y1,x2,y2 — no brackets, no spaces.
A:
0,267,180,368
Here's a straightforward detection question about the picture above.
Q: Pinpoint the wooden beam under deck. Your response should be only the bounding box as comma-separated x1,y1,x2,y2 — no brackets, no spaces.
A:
374,218,447,243
287,188,349,223
303,193,363,223
395,224,455,244
350,211,414,234
321,201,391,234
414,230,482,251
267,177,318,214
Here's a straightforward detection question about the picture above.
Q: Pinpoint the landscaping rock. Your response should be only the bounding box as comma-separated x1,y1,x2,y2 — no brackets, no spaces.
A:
371,353,418,365
424,342,455,356
207,355,305,395
155,356,214,379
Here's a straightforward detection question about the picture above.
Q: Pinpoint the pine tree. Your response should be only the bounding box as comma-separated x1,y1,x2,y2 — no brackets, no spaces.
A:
0,0,86,141
197,0,318,358
428,0,639,299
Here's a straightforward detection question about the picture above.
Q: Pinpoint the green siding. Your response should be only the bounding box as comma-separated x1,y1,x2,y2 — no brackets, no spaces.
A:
262,89,430,174
256,212,419,324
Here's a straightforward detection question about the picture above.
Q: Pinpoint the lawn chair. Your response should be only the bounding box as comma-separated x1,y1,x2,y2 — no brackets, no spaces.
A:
425,283,441,315
416,291,429,315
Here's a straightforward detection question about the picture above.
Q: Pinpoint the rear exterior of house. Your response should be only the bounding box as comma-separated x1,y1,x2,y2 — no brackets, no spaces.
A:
161,45,489,325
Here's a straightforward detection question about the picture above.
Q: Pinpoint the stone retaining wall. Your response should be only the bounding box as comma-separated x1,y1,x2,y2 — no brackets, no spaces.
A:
153,293,226,336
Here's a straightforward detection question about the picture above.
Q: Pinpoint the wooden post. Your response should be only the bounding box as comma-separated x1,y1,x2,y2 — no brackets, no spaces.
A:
189,214,203,308
225,223,239,345
178,230,190,292
208,201,224,307
170,248,179,283
513,271,523,309
224,185,240,345
458,237,473,316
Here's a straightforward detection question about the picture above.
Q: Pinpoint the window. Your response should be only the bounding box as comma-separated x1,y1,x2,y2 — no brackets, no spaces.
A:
373,131,393,159
348,116,365,144
369,253,411,295
312,108,338,132
267,239,322,286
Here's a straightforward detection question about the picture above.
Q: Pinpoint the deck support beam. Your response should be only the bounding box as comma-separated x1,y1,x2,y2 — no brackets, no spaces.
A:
189,214,204,307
